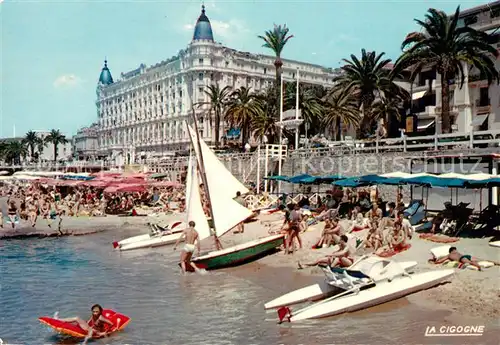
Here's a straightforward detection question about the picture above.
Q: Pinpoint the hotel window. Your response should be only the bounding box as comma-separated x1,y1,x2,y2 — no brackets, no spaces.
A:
479,87,490,106
264,68,267,74
199,58,204,65
199,87,204,94
198,73,204,81
179,90,183,97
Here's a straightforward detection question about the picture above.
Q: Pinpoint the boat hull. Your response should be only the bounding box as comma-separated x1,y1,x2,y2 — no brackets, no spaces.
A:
113,221,185,251
489,240,500,248
265,281,338,310
264,260,418,310
117,232,183,251
186,234,285,271
289,269,454,322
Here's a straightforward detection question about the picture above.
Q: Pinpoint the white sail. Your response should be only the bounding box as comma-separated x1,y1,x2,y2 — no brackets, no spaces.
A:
187,125,249,198
187,125,253,238
186,155,211,241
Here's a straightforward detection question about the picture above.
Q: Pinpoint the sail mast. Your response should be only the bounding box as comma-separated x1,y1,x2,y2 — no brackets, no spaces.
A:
188,107,222,249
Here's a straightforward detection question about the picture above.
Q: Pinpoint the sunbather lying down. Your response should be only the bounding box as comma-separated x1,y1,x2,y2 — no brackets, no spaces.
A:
429,246,500,271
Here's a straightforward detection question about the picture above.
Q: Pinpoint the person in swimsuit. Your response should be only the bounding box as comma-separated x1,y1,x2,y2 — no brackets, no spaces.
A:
362,220,383,251
285,204,303,254
431,246,500,271
387,219,408,251
7,201,19,229
298,235,355,269
55,304,114,343
173,221,202,274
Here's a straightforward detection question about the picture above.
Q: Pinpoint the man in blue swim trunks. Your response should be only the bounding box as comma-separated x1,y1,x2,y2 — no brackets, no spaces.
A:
431,246,499,271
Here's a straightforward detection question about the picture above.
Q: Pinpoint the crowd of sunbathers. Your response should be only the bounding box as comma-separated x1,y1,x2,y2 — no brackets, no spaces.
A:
266,186,414,269
0,182,185,229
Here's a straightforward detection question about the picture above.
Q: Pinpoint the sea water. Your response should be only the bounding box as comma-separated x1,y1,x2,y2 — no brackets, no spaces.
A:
0,229,497,345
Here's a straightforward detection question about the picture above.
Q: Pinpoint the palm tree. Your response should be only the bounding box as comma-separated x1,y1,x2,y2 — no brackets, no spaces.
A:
0,142,7,163
334,49,407,137
36,137,46,162
284,83,324,138
45,129,68,163
258,24,294,87
322,88,361,140
395,7,499,133
200,84,231,147
24,130,38,162
225,87,261,146
371,96,402,137
251,89,281,145
4,141,28,165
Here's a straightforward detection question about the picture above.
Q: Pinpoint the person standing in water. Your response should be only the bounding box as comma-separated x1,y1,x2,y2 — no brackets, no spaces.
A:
174,221,202,274
55,304,113,343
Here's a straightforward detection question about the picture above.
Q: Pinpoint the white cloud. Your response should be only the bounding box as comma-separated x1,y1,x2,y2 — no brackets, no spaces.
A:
53,74,81,88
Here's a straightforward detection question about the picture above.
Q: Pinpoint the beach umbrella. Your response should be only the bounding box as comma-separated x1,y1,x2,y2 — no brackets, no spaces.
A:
149,181,182,188
264,175,290,182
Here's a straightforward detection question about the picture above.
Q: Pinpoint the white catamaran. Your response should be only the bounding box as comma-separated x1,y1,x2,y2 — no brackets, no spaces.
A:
265,256,418,310
274,258,454,322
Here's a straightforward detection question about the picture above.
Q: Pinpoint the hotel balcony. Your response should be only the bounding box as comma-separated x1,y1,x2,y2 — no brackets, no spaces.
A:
465,10,500,32
475,98,491,114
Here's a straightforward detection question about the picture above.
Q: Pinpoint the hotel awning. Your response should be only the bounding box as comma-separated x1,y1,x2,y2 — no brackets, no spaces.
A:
412,91,427,100
417,118,435,130
470,114,489,127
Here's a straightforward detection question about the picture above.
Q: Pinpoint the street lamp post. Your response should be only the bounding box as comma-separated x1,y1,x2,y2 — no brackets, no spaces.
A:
278,74,284,194
295,68,300,150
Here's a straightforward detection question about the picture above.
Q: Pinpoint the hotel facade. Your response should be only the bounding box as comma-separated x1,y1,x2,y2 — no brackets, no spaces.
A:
95,6,337,164
407,1,500,134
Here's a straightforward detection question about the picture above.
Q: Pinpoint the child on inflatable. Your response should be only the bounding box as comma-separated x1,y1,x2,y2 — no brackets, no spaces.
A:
55,304,114,342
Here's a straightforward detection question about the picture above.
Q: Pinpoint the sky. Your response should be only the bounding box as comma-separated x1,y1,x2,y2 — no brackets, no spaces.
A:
0,0,488,138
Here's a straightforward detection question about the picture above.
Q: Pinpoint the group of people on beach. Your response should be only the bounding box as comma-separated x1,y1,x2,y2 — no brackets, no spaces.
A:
0,181,184,230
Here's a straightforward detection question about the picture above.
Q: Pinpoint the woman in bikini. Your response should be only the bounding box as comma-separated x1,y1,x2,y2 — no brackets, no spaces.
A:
362,220,383,251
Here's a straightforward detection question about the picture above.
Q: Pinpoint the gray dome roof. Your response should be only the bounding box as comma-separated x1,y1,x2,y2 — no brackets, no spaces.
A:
193,5,214,42
98,60,114,85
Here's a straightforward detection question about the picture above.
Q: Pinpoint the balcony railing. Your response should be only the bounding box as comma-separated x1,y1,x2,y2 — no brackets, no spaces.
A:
476,98,490,107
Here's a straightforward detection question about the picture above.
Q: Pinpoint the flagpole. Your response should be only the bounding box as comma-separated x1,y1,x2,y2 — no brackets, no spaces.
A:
295,68,300,150
278,74,284,194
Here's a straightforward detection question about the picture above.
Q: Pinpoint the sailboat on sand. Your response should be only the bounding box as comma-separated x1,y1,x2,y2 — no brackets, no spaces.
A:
184,123,285,271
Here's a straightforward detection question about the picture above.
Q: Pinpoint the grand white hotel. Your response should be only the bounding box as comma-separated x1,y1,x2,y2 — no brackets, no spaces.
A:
95,6,337,164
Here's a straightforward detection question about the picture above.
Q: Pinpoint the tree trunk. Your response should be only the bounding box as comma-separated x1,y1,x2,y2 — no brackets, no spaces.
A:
440,72,451,134
30,145,35,162
53,144,57,163
214,109,220,148
336,117,341,141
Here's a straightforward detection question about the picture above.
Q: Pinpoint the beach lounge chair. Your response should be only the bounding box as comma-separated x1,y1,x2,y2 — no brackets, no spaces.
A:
403,200,423,218
404,200,426,225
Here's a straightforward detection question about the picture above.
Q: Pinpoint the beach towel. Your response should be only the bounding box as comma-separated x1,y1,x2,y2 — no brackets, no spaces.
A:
376,243,412,258
430,245,452,260
441,260,494,271
419,233,459,243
